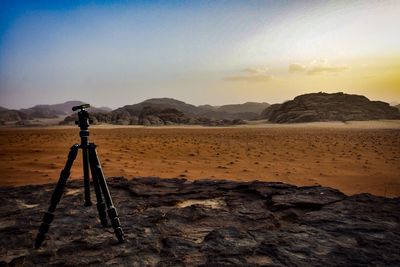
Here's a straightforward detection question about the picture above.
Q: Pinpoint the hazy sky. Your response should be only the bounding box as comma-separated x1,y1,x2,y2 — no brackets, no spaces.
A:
1,0,399,109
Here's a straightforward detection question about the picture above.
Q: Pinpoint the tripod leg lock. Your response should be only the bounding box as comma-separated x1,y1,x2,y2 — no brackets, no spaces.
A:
114,227,124,243
107,206,118,218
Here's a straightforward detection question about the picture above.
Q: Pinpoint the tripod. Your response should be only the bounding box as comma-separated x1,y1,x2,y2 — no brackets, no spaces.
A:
35,104,124,249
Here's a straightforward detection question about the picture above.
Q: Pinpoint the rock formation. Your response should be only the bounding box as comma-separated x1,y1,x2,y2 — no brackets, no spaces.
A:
217,102,270,114
260,104,281,120
112,98,261,122
0,107,31,124
261,92,400,123
0,102,111,125
62,104,246,126
1,177,399,266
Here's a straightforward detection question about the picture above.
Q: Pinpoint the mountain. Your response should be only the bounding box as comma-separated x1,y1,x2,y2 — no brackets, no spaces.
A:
0,108,31,124
25,101,111,116
95,106,112,112
198,110,259,120
197,104,219,111
30,100,85,115
261,92,400,123
217,102,270,114
0,101,112,124
395,104,400,111
113,98,202,117
110,98,259,122
5,94,399,126
62,98,250,126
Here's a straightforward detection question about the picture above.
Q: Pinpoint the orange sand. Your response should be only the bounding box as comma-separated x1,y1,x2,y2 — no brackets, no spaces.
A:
0,123,399,197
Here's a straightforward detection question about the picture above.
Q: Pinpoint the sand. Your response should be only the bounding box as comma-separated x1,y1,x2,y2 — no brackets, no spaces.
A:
0,121,399,197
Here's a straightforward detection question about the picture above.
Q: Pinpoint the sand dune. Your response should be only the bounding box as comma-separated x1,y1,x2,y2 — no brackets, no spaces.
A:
0,121,399,197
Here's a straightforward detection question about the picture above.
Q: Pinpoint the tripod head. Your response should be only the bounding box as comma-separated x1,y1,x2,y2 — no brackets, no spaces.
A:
72,104,90,112
72,104,93,130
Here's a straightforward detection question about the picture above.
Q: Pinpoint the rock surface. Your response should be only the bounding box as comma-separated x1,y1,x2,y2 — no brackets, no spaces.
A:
0,177,399,266
262,92,400,123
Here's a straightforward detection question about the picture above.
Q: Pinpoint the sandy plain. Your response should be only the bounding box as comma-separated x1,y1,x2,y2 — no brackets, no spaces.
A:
0,121,399,197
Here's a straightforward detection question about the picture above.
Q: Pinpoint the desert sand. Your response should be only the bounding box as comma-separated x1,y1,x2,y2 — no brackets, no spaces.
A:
0,121,399,197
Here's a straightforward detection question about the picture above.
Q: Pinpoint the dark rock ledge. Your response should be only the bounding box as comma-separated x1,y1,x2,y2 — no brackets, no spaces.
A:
0,177,399,266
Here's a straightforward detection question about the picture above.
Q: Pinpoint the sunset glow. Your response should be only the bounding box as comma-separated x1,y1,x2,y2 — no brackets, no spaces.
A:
0,0,399,108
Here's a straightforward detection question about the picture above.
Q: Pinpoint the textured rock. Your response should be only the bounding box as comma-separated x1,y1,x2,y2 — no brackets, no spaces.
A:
262,92,400,123
0,177,399,266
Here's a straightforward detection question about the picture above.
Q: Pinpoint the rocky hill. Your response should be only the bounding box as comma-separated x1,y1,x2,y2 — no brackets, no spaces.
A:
29,101,86,115
217,102,270,114
262,92,400,123
0,102,112,124
114,98,202,117
0,107,31,124
63,106,245,126
197,102,269,120
0,177,399,266
4,94,399,126
260,104,281,120
198,104,218,111
113,98,262,121
25,101,111,116
61,98,253,126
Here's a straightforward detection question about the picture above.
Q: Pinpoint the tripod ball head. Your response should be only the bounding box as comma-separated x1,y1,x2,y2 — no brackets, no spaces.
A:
72,104,91,112
73,104,93,128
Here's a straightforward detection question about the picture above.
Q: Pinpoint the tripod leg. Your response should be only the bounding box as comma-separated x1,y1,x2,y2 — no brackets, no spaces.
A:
82,144,92,206
88,143,124,243
88,147,108,227
35,144,79,249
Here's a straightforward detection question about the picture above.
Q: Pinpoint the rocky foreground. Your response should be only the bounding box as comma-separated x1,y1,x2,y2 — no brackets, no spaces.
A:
0,177,399,266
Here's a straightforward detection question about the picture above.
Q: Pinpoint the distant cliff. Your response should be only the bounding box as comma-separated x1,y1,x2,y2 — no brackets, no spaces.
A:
261,92,400,123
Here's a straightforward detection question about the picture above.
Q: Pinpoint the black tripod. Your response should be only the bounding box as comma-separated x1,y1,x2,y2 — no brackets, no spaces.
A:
35,104,124,248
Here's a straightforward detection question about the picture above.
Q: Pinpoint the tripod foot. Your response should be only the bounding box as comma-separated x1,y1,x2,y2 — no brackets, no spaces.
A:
35,212,54,248
108,207,125,243
109,208,124,243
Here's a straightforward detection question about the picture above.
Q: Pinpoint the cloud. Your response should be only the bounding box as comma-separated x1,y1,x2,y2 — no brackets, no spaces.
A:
307,65,348,75
224,74,272,82
289,63,306,72
242,67,269,74
289,60,348,75
225,67,272,82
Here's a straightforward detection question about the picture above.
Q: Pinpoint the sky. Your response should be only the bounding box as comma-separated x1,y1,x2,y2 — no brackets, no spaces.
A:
0,0,399,109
